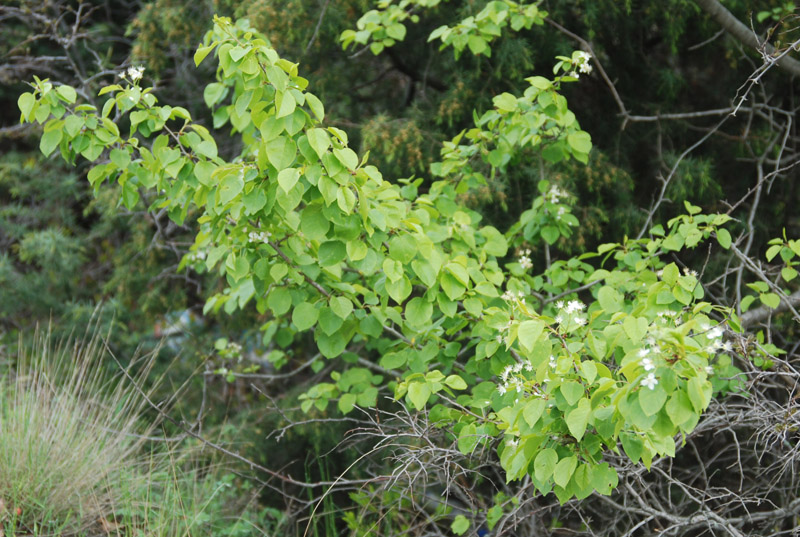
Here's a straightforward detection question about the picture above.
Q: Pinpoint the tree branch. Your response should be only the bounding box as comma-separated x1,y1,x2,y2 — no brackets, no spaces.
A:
694,0,800,77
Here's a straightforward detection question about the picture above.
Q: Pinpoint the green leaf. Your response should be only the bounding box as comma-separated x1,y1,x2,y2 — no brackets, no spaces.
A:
318,307,343,335
383,258,404,282
18,92,35,120
565,398,591,440
553,456,577,488
716,228,732,249
451,515,470,536
494,92,517,112
330,296,353,319
293,302,319,330
268,287,292,316
55,85,77,104
194,161,216,186
408,381,431,410
638,384,667,416
278,167,300,192
110,148,130,169
662,263,680,285
782,266,798,282
338,393,356,414
266,136,297,170
457,423,478,454
203,82,227,107
194,43,217,66
440,272,466,300
567,131,592,154
534,448,558,482
560,381,583,406
307,128,331,158
760,292,781,309
597,286,623,313
766,244,782,261
319,241,346,266
218,172,244,205
445,374,467,390
665,390,694,426
621,432,643,462
405,297,433,326
243,188,267,215
305,93,325,121
386,276,412,303
386,22,407,41
300,205,330,241
518,320,544,352
333,147,359,170
275,90,296,118
40,129,62,157
523,398,546,427
687,376,711,412
623,316,648,343
467,35,487,55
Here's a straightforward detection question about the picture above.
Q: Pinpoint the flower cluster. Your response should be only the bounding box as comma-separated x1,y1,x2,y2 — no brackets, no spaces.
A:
121,65,145,82
698,323,730,354
547,185,569,204
569,51,593,78
518,248,533,270
638,347,656,371
497,361,538,399
655,310,681,325
501,289,526,303
248,230,272,244
187,249,206,263
553,299,587,329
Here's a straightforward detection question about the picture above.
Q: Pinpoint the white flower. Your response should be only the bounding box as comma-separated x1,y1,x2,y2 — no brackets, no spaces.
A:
248,230,272,244
501,290,515,301
498,385,507,395
721,341,733,353
519,255,533,270
640,357,655,371
566,300,585,313
501,365,513,382
554,315,564,324
513,362,523,373
575,51,592,62
641,373,658,390
637,348,650,358
188,250,206,262
705,366,714,375
516,384,523,393
574,316,587,327
127,66,145,81
524,360,533,372
708,326,724,340
506,437,518,449
549,356,557,368
556,300,565,310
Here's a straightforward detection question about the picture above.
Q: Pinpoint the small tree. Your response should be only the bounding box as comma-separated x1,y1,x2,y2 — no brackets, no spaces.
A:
17,4,799,534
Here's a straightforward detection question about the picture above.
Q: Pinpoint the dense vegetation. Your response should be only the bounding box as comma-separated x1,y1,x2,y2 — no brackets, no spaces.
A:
1,1,799,535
